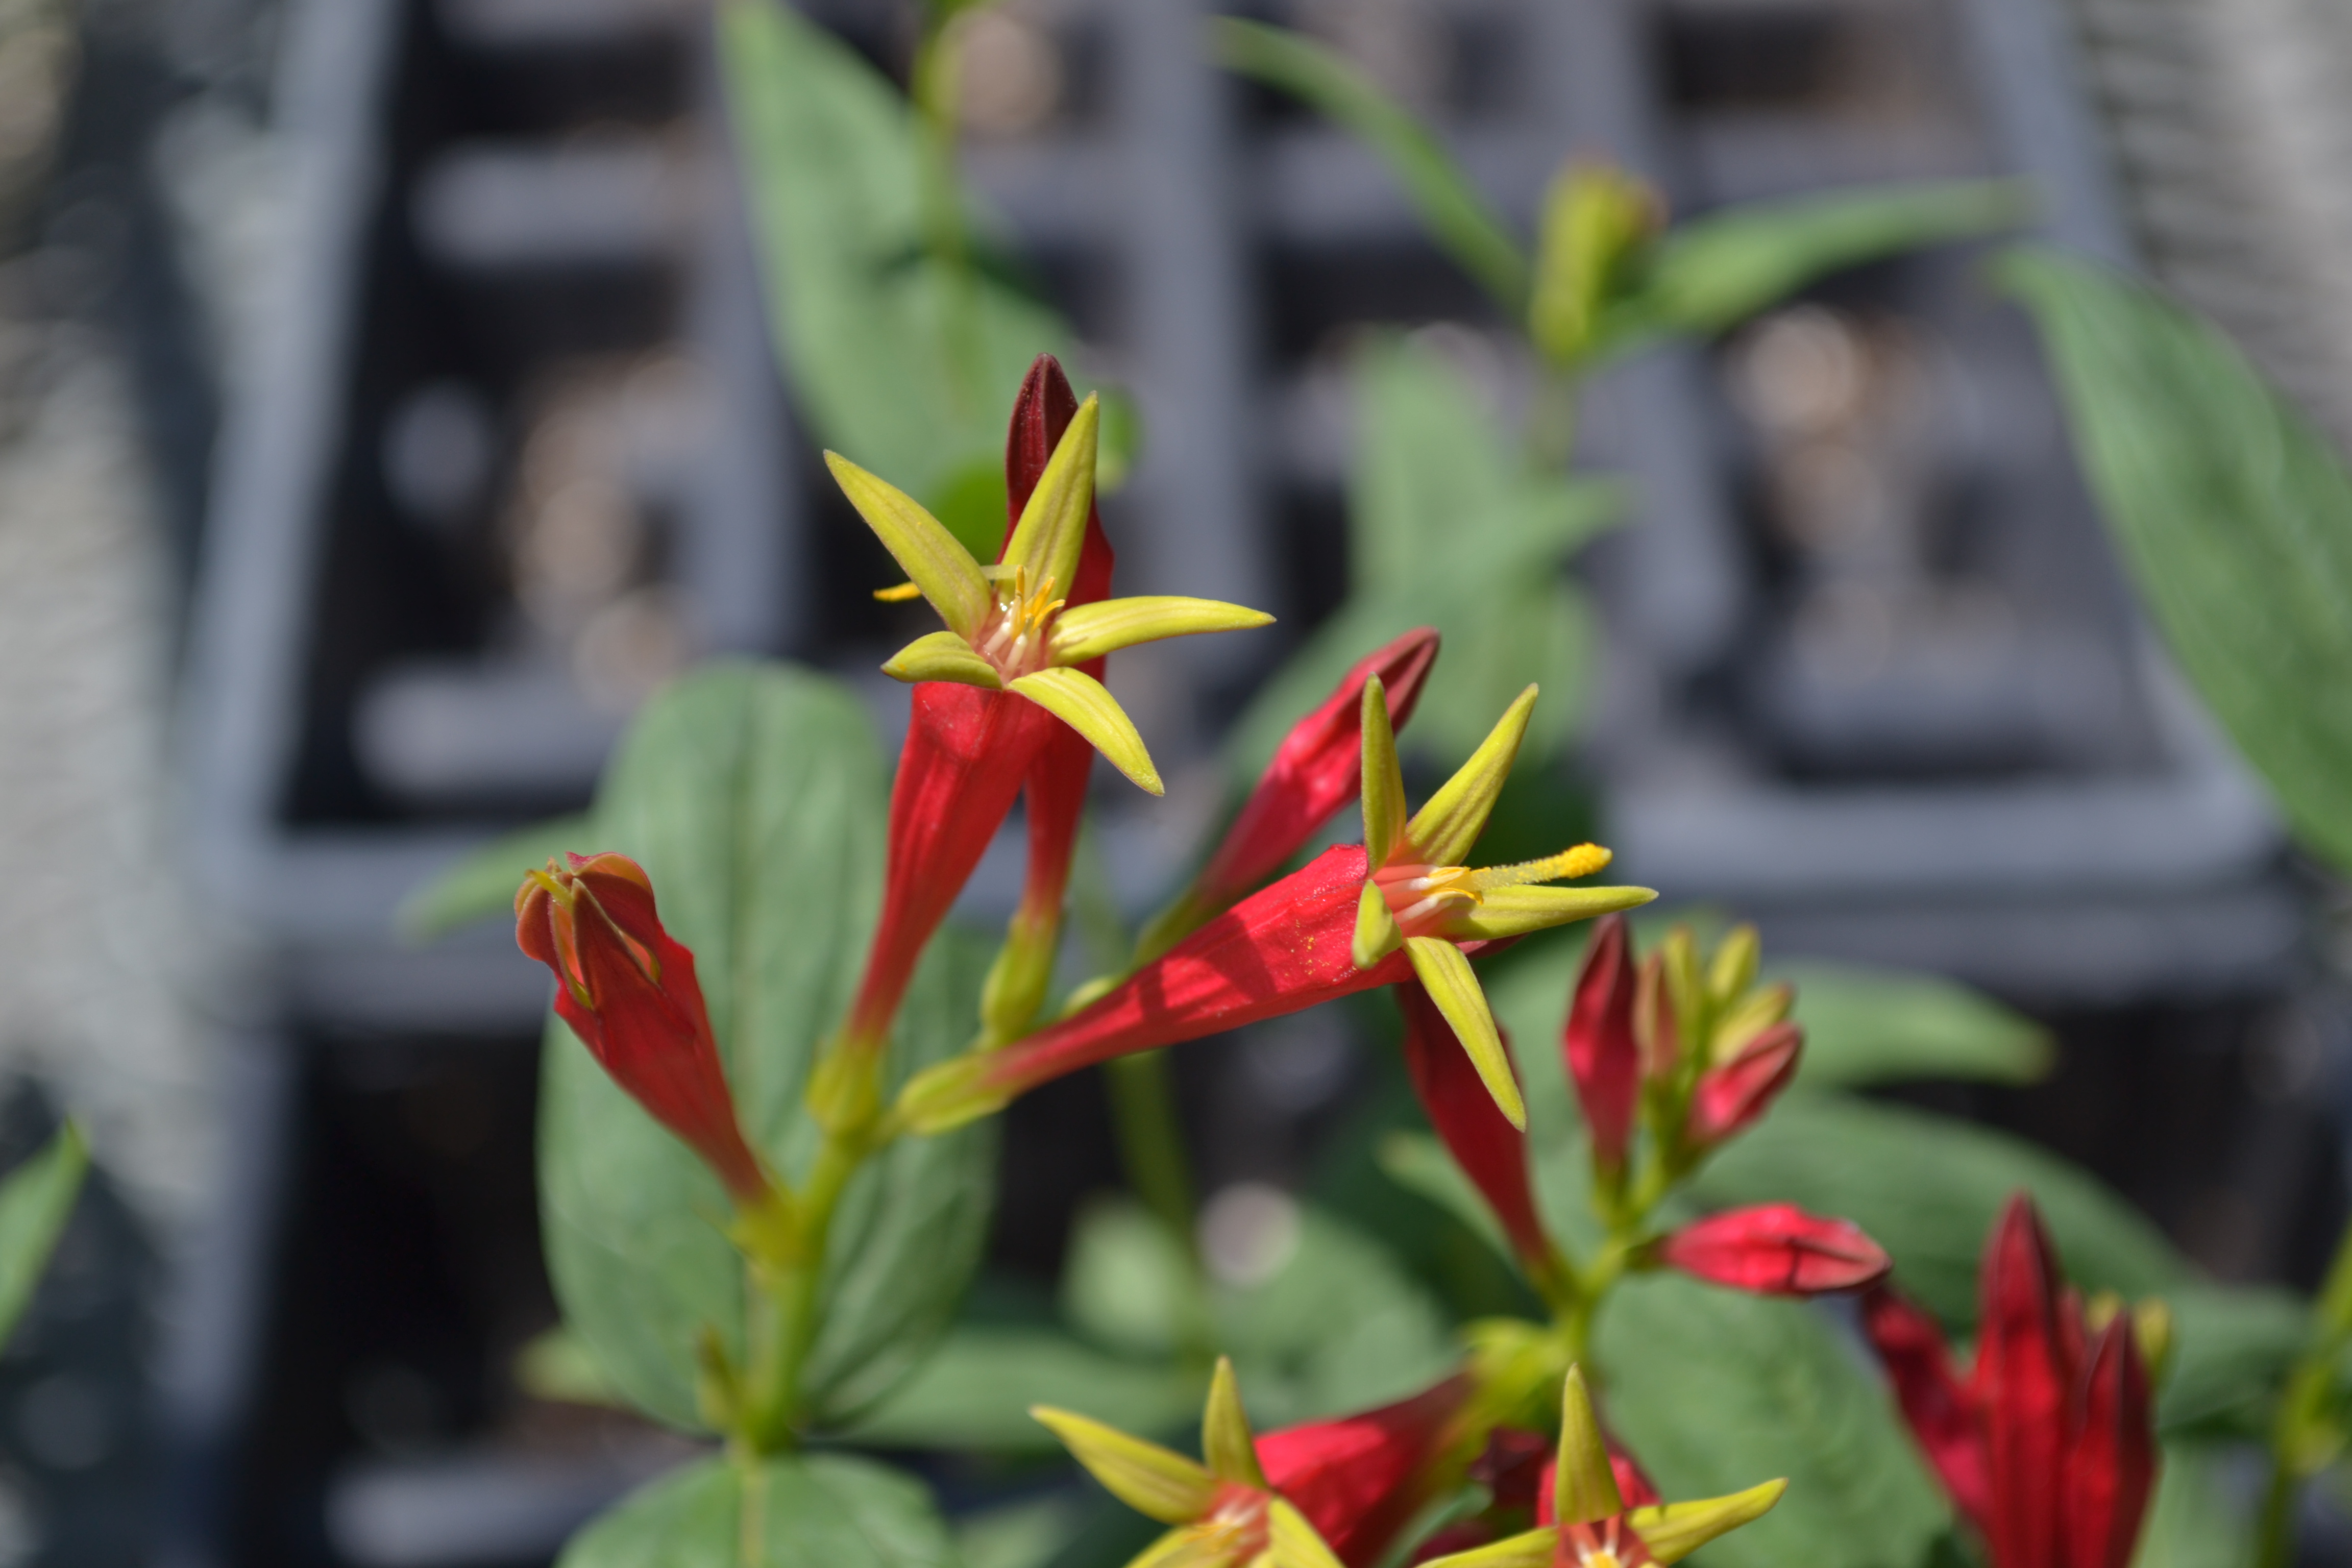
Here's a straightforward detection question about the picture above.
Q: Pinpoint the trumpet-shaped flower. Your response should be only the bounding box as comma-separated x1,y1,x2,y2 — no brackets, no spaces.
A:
1563,915,1639,1185
978,355,1118,1044
1859,1195,2159,1568
1134,627,1443,965
515,853,775,1210
1396,981,1560,1290
896,686,1652,1135
817,372,1270,1117
1352,679,1656,1128
1034,1359,1460,1568
1418,1367,1784,1568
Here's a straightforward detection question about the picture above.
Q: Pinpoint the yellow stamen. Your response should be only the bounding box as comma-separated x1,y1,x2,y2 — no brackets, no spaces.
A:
1465,843,1612,892
872,580,923,602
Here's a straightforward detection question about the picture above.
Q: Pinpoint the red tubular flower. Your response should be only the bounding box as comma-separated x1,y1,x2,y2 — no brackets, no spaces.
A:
1859,1195,2159,1568
1136,628,1442,964
1564,915,1640,1182
1259,1375,1473,1567
979,356,1119,1043
900,846,1420,1131
1396,981,1551,1272
1685,1022,1803,1149
1656,1204,1892,1296
515,852,770,1203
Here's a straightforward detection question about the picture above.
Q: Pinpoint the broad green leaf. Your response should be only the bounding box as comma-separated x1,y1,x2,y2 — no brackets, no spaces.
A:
847,1326,1198,1452
1689,1093,2184,1327
538,663,995,1431
1211,19,1528,313
1607,180,2030,353
720,0,1069,547
1378,1131,1513,1266
2131,1446,2245,1568
1771,961,2052,1087
395,813,592,941
955,1496,1089,1568
1230,338,1620,776
1999,248,2352,878
1596,1273,1949,1568
1062,1197,1197,1361
2157,1283,2308,1440
559,1452,956,1568
0,1124,84,1349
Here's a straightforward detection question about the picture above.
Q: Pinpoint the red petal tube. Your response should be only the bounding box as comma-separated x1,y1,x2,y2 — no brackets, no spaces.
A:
1260,1376,1470,1568
1686,1021,1803,1149
1397,980,1548,1265
516,852,768,1200
1195,627,1441,909
1002,355,1117,953
1978,1195,2073,1568
1658,1204,1892,1295
974,846,1421,1100
845,683,1059,1046
2060,1316,2158,1568
1860,1284,1993,1534
1564,915,1640,1177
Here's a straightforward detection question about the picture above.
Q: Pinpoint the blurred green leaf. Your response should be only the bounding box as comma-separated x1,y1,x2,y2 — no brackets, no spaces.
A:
1999,247,2352,878
1690,1093,2185,1327
0,1123,83,1350
1773,961,2053,1088
955,1496,1090,1568
539,663,995,1432
1211,19,1528,313
2132,1445,2247,1568
1597,1273,1950,1568
721,0,1069,529
1230,336,1622,776
396,814,592,942
2158,1283,2309,1441
1604,180,2031,354
848,1327,1198,1452
1061,1196,1195,1360
1378,1131,1513,1267
514,1324,622,1408
560,1451,957,1568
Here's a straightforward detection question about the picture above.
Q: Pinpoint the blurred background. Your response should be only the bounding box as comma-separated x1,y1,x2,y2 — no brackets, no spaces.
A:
0,0,2348,1562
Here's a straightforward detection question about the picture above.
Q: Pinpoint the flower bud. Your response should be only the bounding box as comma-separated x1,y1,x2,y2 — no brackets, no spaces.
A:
1563,915,1639,1181
1655,1204,1891,1295
516,852,771,1204
1686,1021,1803,1149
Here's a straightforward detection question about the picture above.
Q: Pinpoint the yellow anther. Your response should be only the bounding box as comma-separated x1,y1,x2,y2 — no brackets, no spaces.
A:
1465,843,1612,892
873,580,923,602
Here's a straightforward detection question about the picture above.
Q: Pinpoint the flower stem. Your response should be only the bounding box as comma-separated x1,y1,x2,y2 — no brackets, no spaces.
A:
738,1120,878,1453
909,10,986,415
2255,1213,2352,1568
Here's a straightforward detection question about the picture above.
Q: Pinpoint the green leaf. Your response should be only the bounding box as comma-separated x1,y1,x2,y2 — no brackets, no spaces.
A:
1229,337,1620,776
955,1496,1089,1568
1595,1273,1949,1568
1061,1197,1195,1361
1689,1093,2185,1327
720,0,1070,522
0,1123,85,1350
2132,1445,2246,1568
1378,1131,1513,1266
1210,19,1528,313
2158,1283,2309,1441
1998,248,2352,878
396,814,593,942
560,1452,957,1568
538,663,996,1431
1772,961,2052,1087
1609,180,2031,351
847,1326,1199,1453
514,1324,622,1408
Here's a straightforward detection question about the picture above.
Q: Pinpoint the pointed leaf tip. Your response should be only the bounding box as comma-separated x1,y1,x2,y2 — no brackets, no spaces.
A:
1353,881,1404,971
1408,685,1538,866
1031,1406,1218,1524
1406,937,1525,1129
1011,667,1164,794
1002,393,1101,596
825,451,991,639
1202,1358,1267,1487
1360,675,1407,868
1553,1365,1624,1526
1629,1479,1788,1563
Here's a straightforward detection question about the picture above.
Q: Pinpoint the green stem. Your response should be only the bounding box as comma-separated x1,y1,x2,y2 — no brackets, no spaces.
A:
1104,1049,1217,1361
1524,366,1583,472
910,12,986,414
739,1124,874,1453
2255,1215,2352,1568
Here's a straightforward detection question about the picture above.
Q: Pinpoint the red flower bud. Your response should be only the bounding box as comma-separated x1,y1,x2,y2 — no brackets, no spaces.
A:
1657,1204,1891,1295
1397,981,1548,1267
516,852,769,1201
1258,1376,1471,1567
1861,1195,2160,1568
1198,630,1440,909
1563,915,1639,1178
1686,1022,1803,1148
1860,1285,1992,1533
